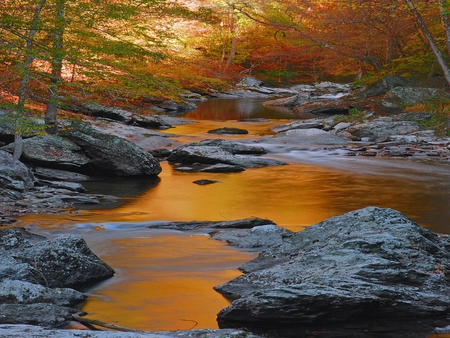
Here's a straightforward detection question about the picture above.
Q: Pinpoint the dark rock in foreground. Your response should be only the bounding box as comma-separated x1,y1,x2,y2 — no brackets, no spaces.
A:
1,228,114,288
215,207,450,335
0,227,114,327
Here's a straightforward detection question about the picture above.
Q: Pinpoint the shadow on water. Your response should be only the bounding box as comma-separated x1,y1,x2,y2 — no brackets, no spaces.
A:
80,176,161,209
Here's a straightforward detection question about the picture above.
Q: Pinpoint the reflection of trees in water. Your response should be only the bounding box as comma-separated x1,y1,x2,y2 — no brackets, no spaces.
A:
185,98,295,120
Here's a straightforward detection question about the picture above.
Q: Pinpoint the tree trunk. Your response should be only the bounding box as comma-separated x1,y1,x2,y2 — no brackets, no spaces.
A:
13,134,23,160
405,0,450,85
226,34,238,72
13,0,47,159
439,0,450,55
45,0,66,134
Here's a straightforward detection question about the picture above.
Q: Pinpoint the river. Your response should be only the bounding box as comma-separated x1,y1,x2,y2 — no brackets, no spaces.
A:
15,98,450,335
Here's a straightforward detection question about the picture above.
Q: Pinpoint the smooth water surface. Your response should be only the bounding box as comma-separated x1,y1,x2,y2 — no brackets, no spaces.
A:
16,98,450,333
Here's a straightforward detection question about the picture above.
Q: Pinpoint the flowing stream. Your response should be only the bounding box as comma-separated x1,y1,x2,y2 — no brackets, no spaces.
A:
15,98,450,334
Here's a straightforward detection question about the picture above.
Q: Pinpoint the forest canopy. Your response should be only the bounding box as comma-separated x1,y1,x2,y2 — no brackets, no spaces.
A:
0,0,449,114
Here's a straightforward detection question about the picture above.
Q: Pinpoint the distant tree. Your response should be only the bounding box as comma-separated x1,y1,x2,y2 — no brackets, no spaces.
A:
404,0,450,86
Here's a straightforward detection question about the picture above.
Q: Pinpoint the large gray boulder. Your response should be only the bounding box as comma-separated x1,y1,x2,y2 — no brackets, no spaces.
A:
0,150,35,192
61,122,162,176
360,75,411,98
1,135,91,171
215,207,450,333
0,228,114,288
383,87,450,107
346,119,420,142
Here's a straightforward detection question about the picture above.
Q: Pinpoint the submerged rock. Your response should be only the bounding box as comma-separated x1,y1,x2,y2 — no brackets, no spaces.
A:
215,207,450,334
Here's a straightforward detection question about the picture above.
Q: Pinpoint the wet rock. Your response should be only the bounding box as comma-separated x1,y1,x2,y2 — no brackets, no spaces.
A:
215,207,450,333
0,228,113,328
37,179,86,192
292,99,350,118
0,228,114,288
264,128,349,145
148,217,276,231
2,134,91,171
199,163,245,172
270,120,325,133
263,93,311,107
61,122,162,176
384,87,449,106
0,304,80,326
211,225,293,248
207,127,249,135
237,118,270,122
193,179,220,185
131,114,172,129
0,325,264,338
360,75,411,98
156,99,197,112
0,151,35,192
346,119,420,142
168,139,283,169
34,167,90,182
0,279,86,306
82,104,133,123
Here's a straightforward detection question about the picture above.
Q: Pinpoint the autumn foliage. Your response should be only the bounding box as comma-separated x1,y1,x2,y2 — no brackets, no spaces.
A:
0,0,449,115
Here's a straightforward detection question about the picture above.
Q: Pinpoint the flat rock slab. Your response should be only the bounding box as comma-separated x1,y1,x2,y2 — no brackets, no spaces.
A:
265,128,349,145
0,325,263,338
147,217,276,231
215,207,450,334
208,127,249,135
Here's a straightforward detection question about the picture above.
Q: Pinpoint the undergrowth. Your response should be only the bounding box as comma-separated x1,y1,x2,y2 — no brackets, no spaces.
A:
333,107,365,123
404,99,450,136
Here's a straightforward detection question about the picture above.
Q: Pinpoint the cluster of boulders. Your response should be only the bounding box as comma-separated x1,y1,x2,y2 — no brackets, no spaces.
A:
0,227,114,327
210,207,450,337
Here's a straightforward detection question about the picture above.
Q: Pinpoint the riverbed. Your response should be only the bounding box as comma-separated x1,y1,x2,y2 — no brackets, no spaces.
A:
15,98,450,334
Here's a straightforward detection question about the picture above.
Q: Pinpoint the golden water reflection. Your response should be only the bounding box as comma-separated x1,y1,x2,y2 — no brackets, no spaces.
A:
77,232,255,331
16,149,450,332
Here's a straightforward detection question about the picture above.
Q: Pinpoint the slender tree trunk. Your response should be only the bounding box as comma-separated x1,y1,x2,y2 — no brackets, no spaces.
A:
439,0,450,55
405,0,450,85
225,34,238,72
13,0,47,159
45,0,65,134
